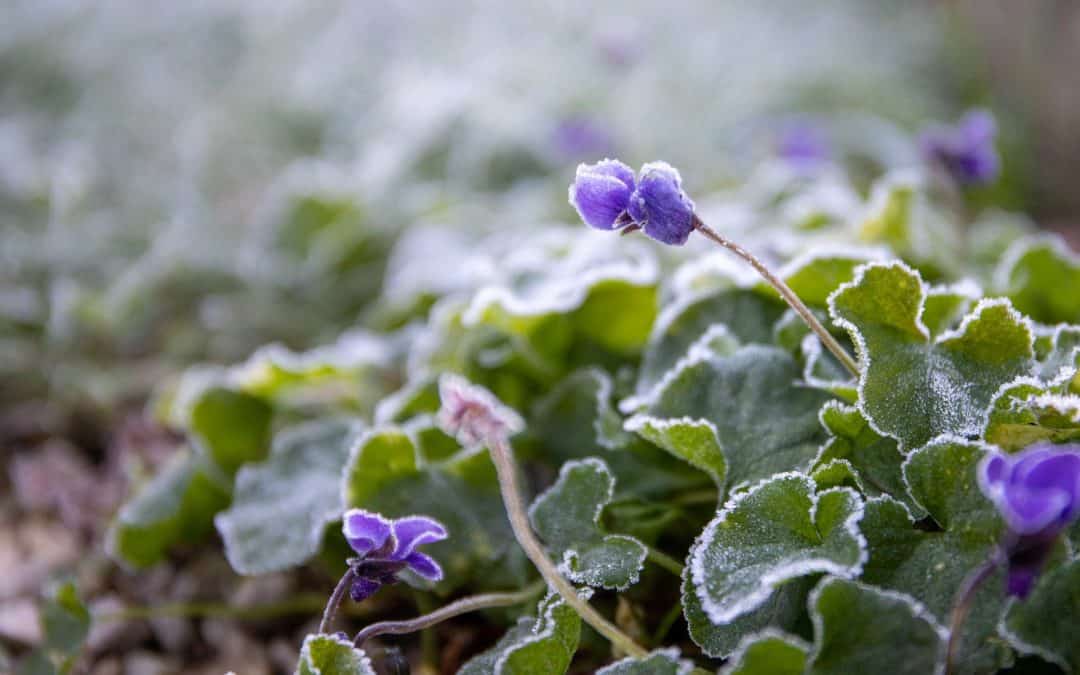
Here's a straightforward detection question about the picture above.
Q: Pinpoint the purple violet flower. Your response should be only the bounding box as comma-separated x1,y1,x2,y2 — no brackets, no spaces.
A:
569,159,696,246
552,116,615,161
342,509,448,602
978,443,1080,597
777,122,831,172
919,109,1000,187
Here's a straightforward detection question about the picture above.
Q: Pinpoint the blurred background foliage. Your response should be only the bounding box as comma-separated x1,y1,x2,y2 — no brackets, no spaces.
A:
5,0,1078,423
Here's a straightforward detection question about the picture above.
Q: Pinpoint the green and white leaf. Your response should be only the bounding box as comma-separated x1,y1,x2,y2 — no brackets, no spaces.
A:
631,345,833,492
295,634,376,675
995,234,1080,324
107,449,231,568
860,438,1010,674
829,261,1034,449
810,401,923,515
188,386,274,477
1001,557,1080,673
596,648,693,674
807,576,945,674
688,473,866,625
458,592,581,675
529,458,647,590
216,419,360,574
984,376,1080,452
720,630,809,675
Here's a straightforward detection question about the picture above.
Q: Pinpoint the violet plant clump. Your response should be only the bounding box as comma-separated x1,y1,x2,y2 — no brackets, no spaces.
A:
978,443,1080,597
919,109,1000,187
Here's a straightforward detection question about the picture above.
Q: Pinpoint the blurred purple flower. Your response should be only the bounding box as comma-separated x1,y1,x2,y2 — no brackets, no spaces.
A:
919,109,1000,186
569,159,696,245
342,509,448,601
978,443,1080,597
777,122,831,172
552,116,615,161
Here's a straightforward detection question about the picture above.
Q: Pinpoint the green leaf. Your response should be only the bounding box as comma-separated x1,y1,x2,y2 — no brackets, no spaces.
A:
341,425,525,591
829,261,1034,449
107,449,231,568
757,250,884,308
458,593,581,675
17,582,91,675
631,288,777,407
811,401,923,516
295,634,376,675
1039,325,1080,382
720,631,809,675
531,369,711,499
596,648,693,674
462,239,659,364
922,282,979,337
683,572,813,659
624,416,726,489
215,419,359,574
688,473,865,625
633,345,833,491
189,387,273,477
984,377,1080,452
996,234,1080,324
807,577,945,675
860,439,1010,674
1002,557,1080,673
231,331,399,412
529,458,647,590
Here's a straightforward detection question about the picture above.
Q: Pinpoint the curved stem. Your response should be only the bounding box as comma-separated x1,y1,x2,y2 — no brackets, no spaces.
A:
488,435,649,659
319,567,356,634
645,546,684,578
692,215,859,377
945,554,1000,674
354,580,546,646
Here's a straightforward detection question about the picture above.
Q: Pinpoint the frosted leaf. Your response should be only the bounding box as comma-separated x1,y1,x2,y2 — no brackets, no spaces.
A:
295,633,376,675
994,234,1080,324
1001,558,1080,673
632,344,833,491
458,592,581,675
810,401,923,516
984,375,1080,451
596,648,694,674
805,577,946,675
528,458,647,590
860,438,1011,674
688,473,866,625
215,419,359,575
829,261,1034,450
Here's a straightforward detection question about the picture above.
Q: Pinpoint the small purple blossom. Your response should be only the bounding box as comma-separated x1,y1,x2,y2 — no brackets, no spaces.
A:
776,122,831,172
342,509,448,601
978,443,1080,597
568,159,696,246
919,109,1000,187
551,116,615,161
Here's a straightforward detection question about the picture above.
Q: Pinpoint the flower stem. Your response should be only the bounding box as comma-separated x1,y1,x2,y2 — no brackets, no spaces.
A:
645,546,684,577
691,215,859,378
945,554,1000,674
319,567,356,634
354,580,545,647
487,434,649,659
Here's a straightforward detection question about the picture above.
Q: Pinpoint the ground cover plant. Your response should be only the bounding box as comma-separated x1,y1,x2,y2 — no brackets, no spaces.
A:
6,4,1080,675
29,108,1079,674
